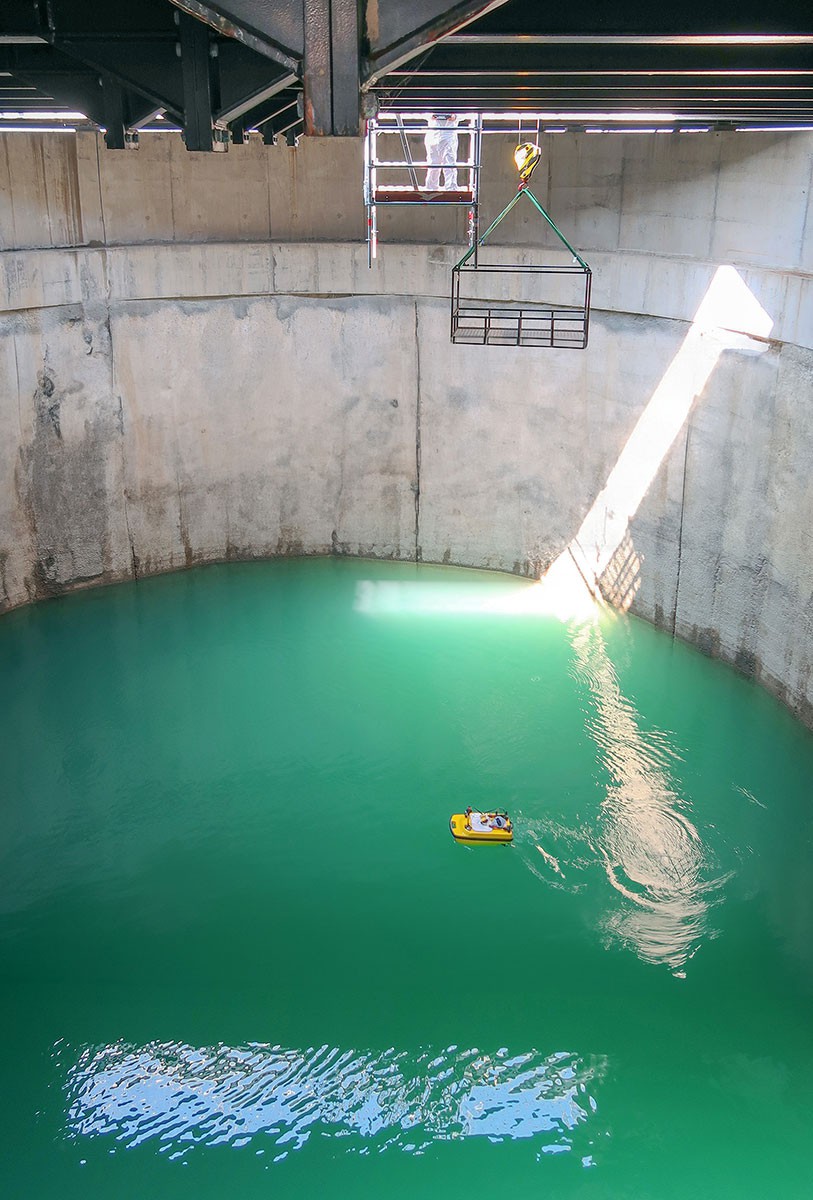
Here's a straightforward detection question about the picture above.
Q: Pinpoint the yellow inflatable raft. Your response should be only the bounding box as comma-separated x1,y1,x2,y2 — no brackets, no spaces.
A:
449,808,513,844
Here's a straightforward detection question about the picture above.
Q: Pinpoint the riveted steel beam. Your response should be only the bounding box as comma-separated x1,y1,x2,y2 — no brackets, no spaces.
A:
362,0,512,87
399,40,813,74
0,53,106,125
177,10,215,150
329,0,360,134
302,0,330,133
102,75,126,147
300,0,360,135
169,1,302,73
216,72,298,123
50,38,184,118
5,2,813,136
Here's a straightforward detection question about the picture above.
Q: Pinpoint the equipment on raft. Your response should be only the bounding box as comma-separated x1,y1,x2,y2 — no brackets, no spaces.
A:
449,808,513,844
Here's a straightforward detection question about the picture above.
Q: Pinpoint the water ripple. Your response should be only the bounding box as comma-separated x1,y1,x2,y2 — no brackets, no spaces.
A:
58,1039,605,1161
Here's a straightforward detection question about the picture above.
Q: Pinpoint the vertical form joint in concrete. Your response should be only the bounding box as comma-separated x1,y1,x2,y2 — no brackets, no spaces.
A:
672,421,692,638
413,299,422,563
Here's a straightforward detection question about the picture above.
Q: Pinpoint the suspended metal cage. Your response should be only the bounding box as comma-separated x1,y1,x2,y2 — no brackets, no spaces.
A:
451,184,591,349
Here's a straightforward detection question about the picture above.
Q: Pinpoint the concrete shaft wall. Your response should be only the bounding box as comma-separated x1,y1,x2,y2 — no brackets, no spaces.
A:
1,131,812,725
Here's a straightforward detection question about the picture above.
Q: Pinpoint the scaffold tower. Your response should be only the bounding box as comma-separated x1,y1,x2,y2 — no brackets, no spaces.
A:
364,113,482,265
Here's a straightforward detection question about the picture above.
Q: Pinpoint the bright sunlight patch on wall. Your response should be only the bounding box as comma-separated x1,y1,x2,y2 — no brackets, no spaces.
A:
353,267,772,624
538,265,774,621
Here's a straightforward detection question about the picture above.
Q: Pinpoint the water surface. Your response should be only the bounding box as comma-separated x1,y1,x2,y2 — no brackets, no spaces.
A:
2,558,812,1198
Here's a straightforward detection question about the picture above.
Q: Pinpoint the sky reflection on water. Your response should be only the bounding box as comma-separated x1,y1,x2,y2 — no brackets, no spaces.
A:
60,1039,605,1163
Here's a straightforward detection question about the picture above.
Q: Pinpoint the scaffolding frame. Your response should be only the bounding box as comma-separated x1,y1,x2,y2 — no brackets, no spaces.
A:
364,113,482,265
451,185,592,349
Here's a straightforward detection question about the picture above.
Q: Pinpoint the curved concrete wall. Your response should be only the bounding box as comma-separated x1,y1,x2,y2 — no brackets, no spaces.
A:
1,131,812,724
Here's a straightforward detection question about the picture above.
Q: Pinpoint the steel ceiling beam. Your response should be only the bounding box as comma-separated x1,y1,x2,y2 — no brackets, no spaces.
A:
452,34,813,46
168,1,301,72
362,0,512,87
215,38,298,112
215,73,298,124
102,75,126,147
0,64,105,125
369,6,813,124
240,94,299,131
0,0,47,39
45,38,185,118
302,0,330,133
3,2,813,136
177,10,216,149
301,0,360,134
128,105,166,131
252,96,301,142
328,0,360,133
464,0,813,35
10,7,187,126
169,1,358,134
0,44,178,129
400,41,813,72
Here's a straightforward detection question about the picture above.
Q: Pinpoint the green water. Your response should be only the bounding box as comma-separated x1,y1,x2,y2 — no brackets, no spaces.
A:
2,557,813,1199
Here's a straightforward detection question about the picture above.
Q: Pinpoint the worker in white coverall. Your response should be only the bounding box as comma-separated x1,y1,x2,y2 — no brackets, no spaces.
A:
424,114,459,190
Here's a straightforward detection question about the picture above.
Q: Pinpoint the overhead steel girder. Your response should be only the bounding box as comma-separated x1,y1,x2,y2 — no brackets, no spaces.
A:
0,56,106,126
302,0,358,135
6,35,295,146
10,2,813,138
168,0,360,135
169,1,301,73
362,0,512,86
14,17,187,128
399,39,813,75
371,23,813,122
169,0,360,135
465,2,813,36
212,38,298,123
379,93,813,115
248,96,302,142
170,2,513,133
18,2,183,122
102,76,128,148
215,72,298,125
0,44,173,133
0,1,47,39
43,38,185,121
169,0,358,135
236,93,298,131
177,11,217,150
380,80,813,106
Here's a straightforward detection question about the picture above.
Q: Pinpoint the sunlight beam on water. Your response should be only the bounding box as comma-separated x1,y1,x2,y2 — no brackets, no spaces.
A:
524,271,772,969
568,622,731,975
354,577,549,618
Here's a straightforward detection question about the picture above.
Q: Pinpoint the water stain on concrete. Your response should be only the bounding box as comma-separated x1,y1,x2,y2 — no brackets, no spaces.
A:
18,329,119,601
